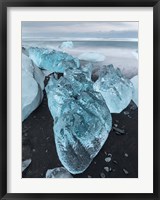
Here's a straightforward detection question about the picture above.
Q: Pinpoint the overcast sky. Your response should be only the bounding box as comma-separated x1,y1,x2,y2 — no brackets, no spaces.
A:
22,21,138,41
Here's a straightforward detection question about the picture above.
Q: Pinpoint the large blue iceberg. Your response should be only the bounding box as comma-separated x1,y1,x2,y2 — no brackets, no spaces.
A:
46,68,112,174
93,64,133,113
27,47,80,73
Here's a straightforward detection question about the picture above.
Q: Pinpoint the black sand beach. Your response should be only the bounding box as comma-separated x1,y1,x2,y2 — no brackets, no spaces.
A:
22,85,138,178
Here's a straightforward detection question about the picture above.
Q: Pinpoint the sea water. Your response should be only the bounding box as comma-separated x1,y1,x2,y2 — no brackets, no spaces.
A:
22,40,138,79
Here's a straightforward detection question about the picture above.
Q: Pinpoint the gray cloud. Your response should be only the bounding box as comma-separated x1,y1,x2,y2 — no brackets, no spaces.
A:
22,21,138,40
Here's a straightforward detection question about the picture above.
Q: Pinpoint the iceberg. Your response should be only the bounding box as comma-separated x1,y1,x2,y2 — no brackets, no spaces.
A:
46,167,73,178
27,47,80,73
130,75,138,106
46,68,112,174
59,41,74,50
78,52,106,62
93,64,133,113
22,54,44,121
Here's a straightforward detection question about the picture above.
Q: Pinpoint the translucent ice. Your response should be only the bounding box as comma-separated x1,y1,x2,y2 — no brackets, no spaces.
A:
45,68,93,119
46,69,112,174
64,68,93,94
22,54,44,90
59,41,74,50
46,167,73,178
28,47,80,73
22,158,31,172
130,75,138,106
93,64,133,113
78,52,106,62
45,76,73,119
81,63,93,80
22,54,44,121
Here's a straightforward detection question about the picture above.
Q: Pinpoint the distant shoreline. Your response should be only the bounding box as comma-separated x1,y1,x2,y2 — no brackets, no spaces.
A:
22,38,138,42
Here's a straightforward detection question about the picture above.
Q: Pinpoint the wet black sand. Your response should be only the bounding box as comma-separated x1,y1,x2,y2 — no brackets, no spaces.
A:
22,91,138,178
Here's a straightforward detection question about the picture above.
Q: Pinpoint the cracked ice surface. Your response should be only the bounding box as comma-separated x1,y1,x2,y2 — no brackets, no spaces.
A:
131,75,138,106
93,64,133,113
27,47,80,73
46,69,112,174
22,54,44,121
46,167,73,178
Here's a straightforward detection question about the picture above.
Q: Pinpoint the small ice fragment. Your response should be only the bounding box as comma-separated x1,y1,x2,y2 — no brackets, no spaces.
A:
78,52,106,62
113,160,118,165
100,172,106,178
46,167,73,178
113,127,125,134
22,159,31,172
114,124,118,127
104,166,110,172
124,111,129,115
123,168,129,175
130,103,137,110
105,157,112,162
88,175,92,178
115,132,121,136
59,41,74,50
108,153,112,157
124,153,128,157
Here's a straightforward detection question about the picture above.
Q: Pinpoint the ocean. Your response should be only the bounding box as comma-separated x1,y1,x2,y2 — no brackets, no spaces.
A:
22,40,138,79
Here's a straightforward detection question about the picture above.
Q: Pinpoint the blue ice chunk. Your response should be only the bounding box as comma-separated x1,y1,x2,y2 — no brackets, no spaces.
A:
59,41,74,50
45,69,112,174
64,68,93,94
93,64,133,113
130,75,138,106
46,167,73,178
22,54,44,121
81,63,93,80
28,47,80,73
54,90,112,174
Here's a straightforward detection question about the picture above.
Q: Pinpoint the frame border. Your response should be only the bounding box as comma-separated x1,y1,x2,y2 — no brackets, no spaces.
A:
0,0,159,199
